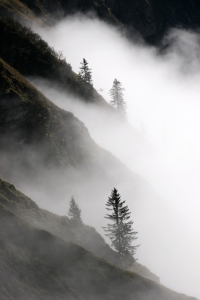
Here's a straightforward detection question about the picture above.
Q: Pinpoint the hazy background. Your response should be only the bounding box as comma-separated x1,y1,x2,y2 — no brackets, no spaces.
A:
29,15,200,298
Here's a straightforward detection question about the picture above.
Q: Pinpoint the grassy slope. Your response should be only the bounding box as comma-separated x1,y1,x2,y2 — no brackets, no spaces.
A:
0,0,43,25
0,178,160,283
16,0,64,23
0,55,134,185
0,17,112,106
0,178,118,266
2,0,122,27
0,179,197,300
0,57,102,169
129,263,160,284
0,177,161,284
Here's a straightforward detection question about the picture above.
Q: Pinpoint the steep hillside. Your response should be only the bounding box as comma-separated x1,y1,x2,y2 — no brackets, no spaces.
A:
0,56,137,186
0,55,197,298
0,178,117,265
104,0,200,42
0,3,199,298
0,17,110,106
0,178,158,282
0,179,197,300
0,0,121,27
129,263,160,285
0,57,106,171
1,0,200,42
0,0,42,24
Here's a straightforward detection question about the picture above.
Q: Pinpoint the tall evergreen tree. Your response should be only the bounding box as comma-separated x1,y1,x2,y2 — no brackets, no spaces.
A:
78,58,93,85
103,188,138,266
68,196,83,224
109,79,126,116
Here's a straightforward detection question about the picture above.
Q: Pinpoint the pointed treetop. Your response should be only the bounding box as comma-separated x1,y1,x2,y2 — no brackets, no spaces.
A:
78,58,93,85
103,188,139,267
109,79,127,117
68,196,83,224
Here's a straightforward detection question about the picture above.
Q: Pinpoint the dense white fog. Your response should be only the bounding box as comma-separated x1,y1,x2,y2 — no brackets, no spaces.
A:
31,16,200,298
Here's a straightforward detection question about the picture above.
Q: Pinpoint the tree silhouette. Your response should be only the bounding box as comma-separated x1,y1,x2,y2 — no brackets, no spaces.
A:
68,196,83,225
103,188,139,266
78,58,93,85
109,79,126,116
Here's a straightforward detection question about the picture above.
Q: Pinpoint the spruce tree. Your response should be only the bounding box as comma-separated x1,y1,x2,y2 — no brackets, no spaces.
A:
109,79,127,116
103,188,138,266
68,196,83,225
78,58,93,85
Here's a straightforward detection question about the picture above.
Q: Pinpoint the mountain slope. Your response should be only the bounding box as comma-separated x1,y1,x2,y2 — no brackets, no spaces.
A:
0,4,198,298
0,178,118,266
1,0,200,43
0,17,111,106
0,179,197,300
105,0,200,42
0,57,103,170
0,178,158,282
0,55,197,299
0,0,42,24
0,55,136,185
0,0,122,27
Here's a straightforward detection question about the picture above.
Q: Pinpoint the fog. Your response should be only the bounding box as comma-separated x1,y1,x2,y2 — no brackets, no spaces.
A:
28,16,200,298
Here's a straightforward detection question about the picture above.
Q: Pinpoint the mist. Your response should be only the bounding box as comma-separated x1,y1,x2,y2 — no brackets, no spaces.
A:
27,15,200,298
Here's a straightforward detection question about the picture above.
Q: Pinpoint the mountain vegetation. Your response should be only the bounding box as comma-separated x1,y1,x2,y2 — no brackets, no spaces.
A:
109,79,127,117
0,57,99,170
78,58,93,98
0,1,198,299
103,188,139,267
68,196,83,225
0,17,111,105
0,178,197,300
0,45,195,298
0,177,150,277
79,58,93,85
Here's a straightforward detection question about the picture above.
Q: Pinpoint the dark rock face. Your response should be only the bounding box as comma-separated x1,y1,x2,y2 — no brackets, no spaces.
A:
105,0,200,42
105,0,157,38
1,0,200,42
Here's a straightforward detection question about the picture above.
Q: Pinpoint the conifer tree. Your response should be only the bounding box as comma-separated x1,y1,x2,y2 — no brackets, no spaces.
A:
109,79,127,116
68,196,83,224
78,58,93,85
103,188,138,266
